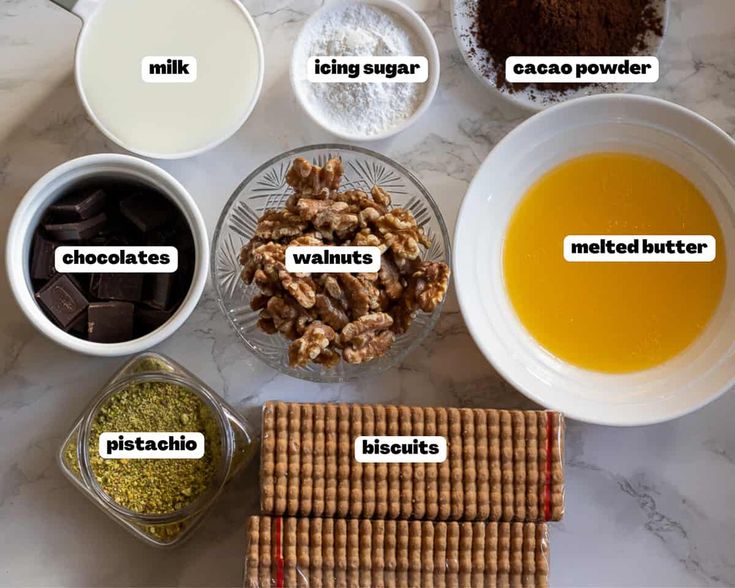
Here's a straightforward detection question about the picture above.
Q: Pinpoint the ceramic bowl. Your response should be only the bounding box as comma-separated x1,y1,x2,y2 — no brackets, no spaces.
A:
6,154,209,356
290,0,440,141
454,94,735,425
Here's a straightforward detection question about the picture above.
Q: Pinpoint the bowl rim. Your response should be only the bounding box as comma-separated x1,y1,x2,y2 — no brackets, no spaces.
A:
289,0,441,141
453,93,735,426
6,153,209,357
211,142,452,382
73,0,265,160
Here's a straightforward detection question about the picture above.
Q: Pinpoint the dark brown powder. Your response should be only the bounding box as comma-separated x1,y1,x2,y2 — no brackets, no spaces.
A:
473,0,663,92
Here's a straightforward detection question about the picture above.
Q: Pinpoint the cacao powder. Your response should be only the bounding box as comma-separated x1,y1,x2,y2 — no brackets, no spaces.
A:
472,0,663,92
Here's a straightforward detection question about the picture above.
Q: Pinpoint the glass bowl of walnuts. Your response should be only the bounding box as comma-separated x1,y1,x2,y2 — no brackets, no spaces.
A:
212,144,451,382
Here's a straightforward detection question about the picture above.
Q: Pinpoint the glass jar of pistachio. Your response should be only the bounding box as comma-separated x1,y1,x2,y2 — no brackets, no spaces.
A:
58,352,256,547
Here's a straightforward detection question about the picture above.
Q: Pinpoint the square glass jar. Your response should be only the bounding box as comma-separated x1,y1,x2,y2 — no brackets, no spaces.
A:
58,352,257,547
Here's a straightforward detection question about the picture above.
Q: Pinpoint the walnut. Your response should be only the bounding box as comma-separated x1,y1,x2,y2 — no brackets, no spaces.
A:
315,293,349,331
288,234,323,247
371,185,391,207
338,273,371,318
286,157,343,195
250,292,271,311
343,330,395,364
312,201,359,240
352,229,386,251
388,296,417,335
255,210,308,240
379,255,404,300
265,296,300,339
288,322,336,367
341,312,394,344
314,348,340,368
278,264,316,309
375,209,431,260
239,238,264,283
252,242,285,265
412,261,451,313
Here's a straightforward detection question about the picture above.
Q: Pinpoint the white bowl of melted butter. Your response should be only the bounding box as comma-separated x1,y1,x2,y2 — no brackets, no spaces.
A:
454,94,735,426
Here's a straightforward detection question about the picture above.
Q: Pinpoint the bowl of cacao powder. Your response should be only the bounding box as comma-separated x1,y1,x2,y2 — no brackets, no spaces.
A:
452,0,667,110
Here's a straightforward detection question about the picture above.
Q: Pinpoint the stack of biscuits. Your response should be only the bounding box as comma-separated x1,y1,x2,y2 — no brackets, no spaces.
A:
245,402,565,587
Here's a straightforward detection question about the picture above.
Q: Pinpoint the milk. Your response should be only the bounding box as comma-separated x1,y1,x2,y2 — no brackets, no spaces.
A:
78,0,261,157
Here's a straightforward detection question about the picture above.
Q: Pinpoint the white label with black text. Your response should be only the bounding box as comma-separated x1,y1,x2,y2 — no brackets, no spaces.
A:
506,56,659,84
563,235,716,262
141,56,197,83
355,436,447,463
55,246,178,273
307,56,429,83
285,246,381,273
99,432,205,459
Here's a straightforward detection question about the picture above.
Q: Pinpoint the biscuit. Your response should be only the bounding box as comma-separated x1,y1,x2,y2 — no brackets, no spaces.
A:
488,410,502,522
448,409,464,521
435,408,451,521
484,522,498,588
374,405,389,519
499,411,514,522
313,404,327,518
433,522,447,588
372,519,386,588
411,407,427,521
511,411,526,522
297,518,310,588
350,405,363,519
287,404,302,516
333,517,347,588
550,412,565,521
274,402,289,515
424,407,439,521
324,518,337,588
396,520,410,588
474,410,490,521
461,409,477,521
408,520,423,588
362,405,376,519
445,522,460,588
324,405,338,518
458,522,473,588
386,406,401,519
471,522,486,588
398,406,414,520
384,520,397,588
245,516,260,588
509,522,523,588
260,403,276,514
299,404,314,517
525,412,539,522
421,520,435,588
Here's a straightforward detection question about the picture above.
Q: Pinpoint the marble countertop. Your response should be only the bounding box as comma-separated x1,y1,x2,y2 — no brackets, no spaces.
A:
1,0,734,586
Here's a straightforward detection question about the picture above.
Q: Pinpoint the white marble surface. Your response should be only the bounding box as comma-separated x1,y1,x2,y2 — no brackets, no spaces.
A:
1,0,734,586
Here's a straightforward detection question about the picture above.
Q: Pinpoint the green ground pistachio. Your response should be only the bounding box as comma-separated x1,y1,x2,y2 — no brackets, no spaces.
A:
89,380,221,515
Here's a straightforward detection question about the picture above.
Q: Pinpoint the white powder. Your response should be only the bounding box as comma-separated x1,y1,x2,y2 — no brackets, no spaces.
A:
295,3,427,137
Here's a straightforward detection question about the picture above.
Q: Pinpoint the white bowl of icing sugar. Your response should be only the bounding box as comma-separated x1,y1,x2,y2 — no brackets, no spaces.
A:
291,0,440,141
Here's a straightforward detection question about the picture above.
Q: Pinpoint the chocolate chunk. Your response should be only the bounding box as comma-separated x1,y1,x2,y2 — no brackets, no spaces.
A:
91,273,144,302
135,306,174,336
35,274,88,329
30,232,56,281
44,212,107,241
120,193,174,232
88,302,134,343
143,273,174,309
48,188,107,220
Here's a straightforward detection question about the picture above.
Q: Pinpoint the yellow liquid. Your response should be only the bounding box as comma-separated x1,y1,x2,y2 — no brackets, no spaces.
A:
503,153,726,373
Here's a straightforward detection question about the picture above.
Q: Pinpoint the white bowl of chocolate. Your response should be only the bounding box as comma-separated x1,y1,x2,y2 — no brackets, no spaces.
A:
6,154,208,356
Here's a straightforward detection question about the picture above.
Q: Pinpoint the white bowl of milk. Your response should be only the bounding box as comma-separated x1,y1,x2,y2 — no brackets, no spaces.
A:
52,0,264,159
